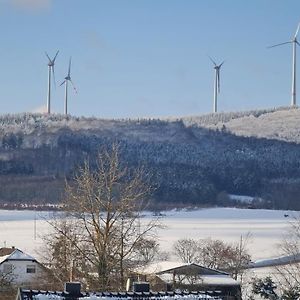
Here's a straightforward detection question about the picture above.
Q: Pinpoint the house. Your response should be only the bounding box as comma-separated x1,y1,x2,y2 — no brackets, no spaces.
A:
0,246,44,286
15,262,241,299
14,262,241,300
136,262,241,300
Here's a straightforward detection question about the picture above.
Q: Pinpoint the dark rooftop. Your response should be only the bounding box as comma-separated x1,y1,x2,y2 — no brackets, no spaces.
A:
17,289,222,300
0,246,15,257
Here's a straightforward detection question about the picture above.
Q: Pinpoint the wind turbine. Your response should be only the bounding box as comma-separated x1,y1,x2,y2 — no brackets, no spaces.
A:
60,57,77,115
209,57,224,113
268,22,300,106
45,50,59,114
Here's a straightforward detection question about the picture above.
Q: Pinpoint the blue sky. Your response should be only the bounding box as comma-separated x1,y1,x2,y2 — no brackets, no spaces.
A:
0,0,299,118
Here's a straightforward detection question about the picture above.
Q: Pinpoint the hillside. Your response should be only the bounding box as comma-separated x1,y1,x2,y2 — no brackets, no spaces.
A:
181,106,300,143
1,107,300,209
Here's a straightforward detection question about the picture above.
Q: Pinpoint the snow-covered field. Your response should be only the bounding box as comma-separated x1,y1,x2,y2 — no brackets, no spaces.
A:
0,207,297,261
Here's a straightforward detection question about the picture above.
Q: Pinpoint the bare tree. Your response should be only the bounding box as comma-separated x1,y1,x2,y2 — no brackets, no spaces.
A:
43,144,161,290
40,217,89,288
272,215,300,293
199,239,231,269
0,266,17,300
133,238,161,265
247,216,300,299
173,238,201,263
0,266,15,287
173,236,251,280
221,235,252,280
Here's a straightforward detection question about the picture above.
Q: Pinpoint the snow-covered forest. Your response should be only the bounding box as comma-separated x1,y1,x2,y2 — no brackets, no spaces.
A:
1,107,300,209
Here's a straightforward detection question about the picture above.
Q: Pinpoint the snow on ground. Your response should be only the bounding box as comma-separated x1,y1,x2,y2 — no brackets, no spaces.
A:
156,208,295,261
0,208,297,261
228,194,260,204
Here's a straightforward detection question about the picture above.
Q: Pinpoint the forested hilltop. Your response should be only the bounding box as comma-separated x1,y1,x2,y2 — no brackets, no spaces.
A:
1,106,300,210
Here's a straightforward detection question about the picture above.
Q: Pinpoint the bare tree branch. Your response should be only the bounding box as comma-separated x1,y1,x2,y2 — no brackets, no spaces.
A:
41,143,161,290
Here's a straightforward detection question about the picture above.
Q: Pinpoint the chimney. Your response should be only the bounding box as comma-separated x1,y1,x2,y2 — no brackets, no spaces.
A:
132,282,150,292
64,282,81,297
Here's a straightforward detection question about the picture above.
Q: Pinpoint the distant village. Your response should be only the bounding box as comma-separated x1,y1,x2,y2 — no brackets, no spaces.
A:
1,244,300,300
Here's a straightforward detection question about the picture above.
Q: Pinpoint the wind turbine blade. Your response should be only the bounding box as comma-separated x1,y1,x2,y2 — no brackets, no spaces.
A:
70,79,78,94
219,61,225,68
294,22,300,38
60,80,66,86
296,41,300,46
53,50,59,63
45,52,52,63
208,55,217,66
68,57,72,77
267,41,291,48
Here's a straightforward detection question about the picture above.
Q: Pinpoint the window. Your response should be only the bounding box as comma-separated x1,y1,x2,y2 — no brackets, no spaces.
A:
3,264,12,273
26,265,36,274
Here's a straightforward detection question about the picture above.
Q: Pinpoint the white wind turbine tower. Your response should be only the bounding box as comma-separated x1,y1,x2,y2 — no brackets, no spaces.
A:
45,50,59,114
209,57,224,113
268,22,300,106
60,57,77,115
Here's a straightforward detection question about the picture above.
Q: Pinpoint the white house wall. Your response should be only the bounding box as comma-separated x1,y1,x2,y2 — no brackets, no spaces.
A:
0,260,43,285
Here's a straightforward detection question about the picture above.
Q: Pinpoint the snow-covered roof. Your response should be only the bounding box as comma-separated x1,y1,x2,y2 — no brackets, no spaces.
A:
247,253,300,269
139,262,190,275
157,273,240,286
32,295,219,300
0,248,37,265
138,262,228,276
138,262,239,287
8,249,36,261
18,290,222,300
0,254,10,264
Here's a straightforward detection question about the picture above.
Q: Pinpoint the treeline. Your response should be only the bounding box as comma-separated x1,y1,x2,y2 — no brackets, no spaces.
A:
0,113,300,209
181,106,293,126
